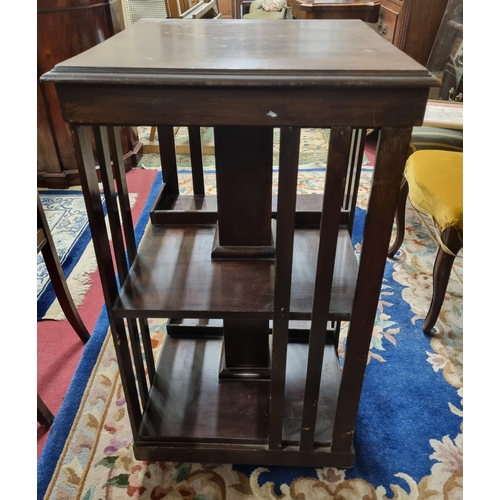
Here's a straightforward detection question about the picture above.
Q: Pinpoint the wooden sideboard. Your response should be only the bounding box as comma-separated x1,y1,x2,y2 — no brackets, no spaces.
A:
291,0,380,21
375,0,448,66
37,0,143,189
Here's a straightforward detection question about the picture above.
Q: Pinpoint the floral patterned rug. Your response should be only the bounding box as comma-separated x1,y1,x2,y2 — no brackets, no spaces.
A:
38,167,463,500
37,191,100,321
37,192,136,321
137,127,368,170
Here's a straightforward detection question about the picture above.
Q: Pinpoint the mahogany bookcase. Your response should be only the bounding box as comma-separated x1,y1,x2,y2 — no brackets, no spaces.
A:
42,19,437,467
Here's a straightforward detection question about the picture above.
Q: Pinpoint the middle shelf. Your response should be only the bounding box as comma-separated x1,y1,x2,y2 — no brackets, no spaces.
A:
113,222,358,320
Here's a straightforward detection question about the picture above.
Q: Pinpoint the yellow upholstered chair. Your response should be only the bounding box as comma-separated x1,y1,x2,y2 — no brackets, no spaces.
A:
388,150,463,333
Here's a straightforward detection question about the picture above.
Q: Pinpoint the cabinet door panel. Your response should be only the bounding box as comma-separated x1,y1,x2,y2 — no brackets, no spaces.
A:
218,0,233,17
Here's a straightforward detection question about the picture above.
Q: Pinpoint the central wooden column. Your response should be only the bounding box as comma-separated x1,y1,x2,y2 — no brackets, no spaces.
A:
213,126,274,379
212,126,275,259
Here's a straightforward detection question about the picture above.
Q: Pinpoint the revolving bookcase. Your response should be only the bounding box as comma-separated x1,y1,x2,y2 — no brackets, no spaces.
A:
42,18,437,467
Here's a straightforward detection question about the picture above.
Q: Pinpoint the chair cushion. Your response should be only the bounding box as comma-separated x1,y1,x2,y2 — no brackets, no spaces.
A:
262,0,287,10
410,126,463,153
405,150,463,236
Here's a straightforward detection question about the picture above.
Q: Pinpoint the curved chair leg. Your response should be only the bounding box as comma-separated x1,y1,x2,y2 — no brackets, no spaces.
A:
41,243,90,342
38,195,90,343
37,394,54,428
423,226,463,334
388,178,409,257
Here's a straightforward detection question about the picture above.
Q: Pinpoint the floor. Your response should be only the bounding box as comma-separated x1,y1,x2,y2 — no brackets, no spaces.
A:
37,168,158,457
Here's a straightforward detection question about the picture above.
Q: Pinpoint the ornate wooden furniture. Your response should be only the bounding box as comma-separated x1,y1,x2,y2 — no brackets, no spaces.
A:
291,0,380,21
375,0,448,66
388,151,462,333
42,19,436,467
37,0,143,188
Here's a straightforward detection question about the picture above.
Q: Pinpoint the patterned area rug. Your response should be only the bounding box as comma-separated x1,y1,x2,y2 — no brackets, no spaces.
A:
38,168,463,500
137,127,368,170
37,191,136,321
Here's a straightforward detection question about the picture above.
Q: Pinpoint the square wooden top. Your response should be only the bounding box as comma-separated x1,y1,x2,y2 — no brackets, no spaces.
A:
42,19,437,88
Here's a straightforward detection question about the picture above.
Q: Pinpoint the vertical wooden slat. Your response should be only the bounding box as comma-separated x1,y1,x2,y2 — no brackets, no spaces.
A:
269,126,301,450
71,125,142,437
108,126,156,386
299,126,352,452
94,126,150,409
108,127,138,261
124,318,150,407
343,128,367,234
187,126,205,195
158,126,179,195
332,320,341,353
93,126,128,284
331,127,413,453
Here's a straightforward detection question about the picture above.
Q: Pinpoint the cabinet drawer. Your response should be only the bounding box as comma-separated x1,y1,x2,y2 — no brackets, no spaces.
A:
377,4,399,43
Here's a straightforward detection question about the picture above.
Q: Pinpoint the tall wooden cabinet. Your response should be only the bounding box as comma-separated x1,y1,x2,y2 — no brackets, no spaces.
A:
37,0,143,189
375,0,448,66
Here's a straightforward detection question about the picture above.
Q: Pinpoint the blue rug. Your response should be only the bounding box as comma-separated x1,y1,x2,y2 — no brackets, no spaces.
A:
38,170,463,499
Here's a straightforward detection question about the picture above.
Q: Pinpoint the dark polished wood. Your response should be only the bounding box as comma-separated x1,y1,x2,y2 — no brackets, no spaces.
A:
214,126,273,249
37,0,142,188
220,319,271,379
37,394,55,428
300,126,352,451
37,193,90,342
388,179,462,334
113,225,358,320
291,0,380,21
187,126,205,195
388,177,410,257
42,19,437,467
423,227,462,333
375,0,448,67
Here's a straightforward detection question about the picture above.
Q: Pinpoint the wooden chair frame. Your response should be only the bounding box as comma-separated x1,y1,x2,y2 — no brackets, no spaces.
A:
37,192,90,427
388,177,462,333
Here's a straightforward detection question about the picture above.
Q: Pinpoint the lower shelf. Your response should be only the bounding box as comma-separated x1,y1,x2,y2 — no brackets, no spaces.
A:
136,334,344,462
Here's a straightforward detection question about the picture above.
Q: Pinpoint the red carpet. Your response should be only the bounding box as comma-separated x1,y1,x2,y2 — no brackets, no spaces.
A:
37,168,158,457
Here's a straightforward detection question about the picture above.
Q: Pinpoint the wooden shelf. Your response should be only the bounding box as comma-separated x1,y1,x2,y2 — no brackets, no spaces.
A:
151,191,350,228
113,224,358,320
138,336,340,446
